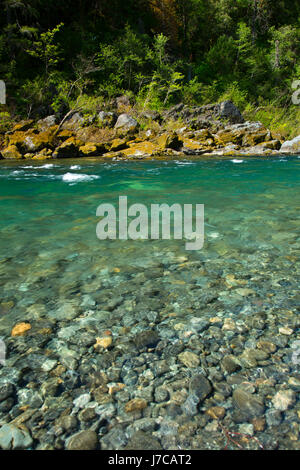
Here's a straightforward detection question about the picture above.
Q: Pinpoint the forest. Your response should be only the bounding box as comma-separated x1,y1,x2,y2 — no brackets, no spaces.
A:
1,0,300,136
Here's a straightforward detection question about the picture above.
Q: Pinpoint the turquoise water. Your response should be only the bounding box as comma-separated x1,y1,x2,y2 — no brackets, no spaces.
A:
0,156,299,332
0,156,300,450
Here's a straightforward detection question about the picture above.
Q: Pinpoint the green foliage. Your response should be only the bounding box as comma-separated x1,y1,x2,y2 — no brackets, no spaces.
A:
205,35,237,77
181,77,202,105
219,82,249,110
26,23,64,76
0,0,300,118
244,103,300,140
0,112,13,132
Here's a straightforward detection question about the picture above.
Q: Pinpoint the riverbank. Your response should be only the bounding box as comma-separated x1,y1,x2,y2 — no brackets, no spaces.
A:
1,101,300,162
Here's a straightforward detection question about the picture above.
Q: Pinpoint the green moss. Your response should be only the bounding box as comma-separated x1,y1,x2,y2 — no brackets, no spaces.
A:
244,104,300,140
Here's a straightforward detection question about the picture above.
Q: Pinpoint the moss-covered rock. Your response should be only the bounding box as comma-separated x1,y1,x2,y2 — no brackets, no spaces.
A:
215,128,245,146
7,129,56,153
1,145,23,159
193,129,213,141
12,120,34,133
98,111,117,128
56,129,76,142
121,141,158,157
32,149,53,160
37,115,57,131
79,142,107,156
76,126,114,146
181,138,204,152
110,138,129,151
53,137,83,158
257,140,281,150
242,129,271,146
156,132,182,150
61,112,84,131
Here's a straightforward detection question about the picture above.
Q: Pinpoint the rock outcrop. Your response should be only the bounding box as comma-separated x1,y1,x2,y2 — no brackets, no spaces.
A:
0,101,291,161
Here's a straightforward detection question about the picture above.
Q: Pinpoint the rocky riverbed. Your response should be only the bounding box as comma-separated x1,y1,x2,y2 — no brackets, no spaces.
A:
0,244,299,450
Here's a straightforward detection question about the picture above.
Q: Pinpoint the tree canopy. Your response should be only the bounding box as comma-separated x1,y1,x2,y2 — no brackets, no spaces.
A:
0,0,299,117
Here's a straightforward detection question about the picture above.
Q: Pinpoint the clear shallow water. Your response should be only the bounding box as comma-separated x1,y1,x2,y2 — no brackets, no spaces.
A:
0,157,299,271
0,156,299,450
0,156,299,339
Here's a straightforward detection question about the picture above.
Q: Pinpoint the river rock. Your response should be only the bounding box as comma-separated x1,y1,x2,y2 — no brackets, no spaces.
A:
232,388,265,419
52,137,82,158
189,374,212,401
37,115,57,131
221,355,241,373
1,144,23,159
0,382,14,402
66,430,98,450
62,112,84,130
134,330,160,349
272,390,296,411
124,431,162,450
266,409,282,427
178,351,200,368
0,424,33,450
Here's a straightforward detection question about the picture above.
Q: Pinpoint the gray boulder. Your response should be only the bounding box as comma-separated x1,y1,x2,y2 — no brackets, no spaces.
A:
216,100,244,124
280,135,300,154
62,112,84,130
98,111,117,128
37,115,57,131
114,113,138,133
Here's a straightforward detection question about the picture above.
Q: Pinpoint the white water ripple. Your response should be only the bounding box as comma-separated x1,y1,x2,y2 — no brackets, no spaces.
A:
62,172,100,183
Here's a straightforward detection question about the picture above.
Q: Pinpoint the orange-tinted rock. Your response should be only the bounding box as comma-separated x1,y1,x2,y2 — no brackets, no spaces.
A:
94,336,112,349
216,128,245,146
125,398,147,413
11,322,31,336
110,138,129,151
12,120,34,132
206,406,226,420
1,145,23,159
156,132,182,150
53,137,83,158
242,129,271,146
79,142,106,156
122,141,158,157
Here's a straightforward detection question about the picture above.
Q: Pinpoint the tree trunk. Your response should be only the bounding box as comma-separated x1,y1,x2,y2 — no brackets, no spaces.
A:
251,0,258,45
274,40,280,69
